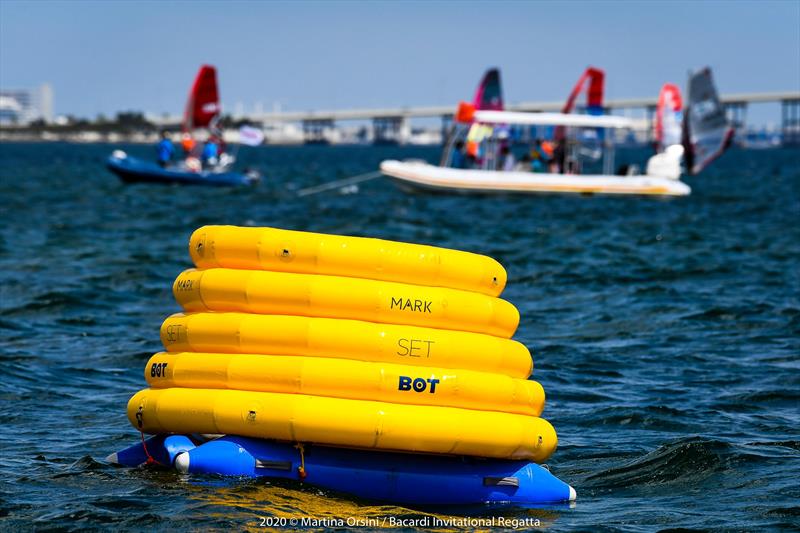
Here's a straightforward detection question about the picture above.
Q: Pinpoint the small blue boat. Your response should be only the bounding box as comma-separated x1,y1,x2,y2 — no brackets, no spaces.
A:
107,151,259,187
109,435,576,506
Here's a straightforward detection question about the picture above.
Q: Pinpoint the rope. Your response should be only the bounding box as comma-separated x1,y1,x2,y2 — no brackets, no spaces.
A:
136,404,161,466
295,443,307,480
139,430,161,466
297,171,382,197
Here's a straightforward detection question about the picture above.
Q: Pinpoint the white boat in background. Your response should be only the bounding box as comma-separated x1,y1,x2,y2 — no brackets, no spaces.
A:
381,68,733,197
381,106,690,196
381,155,690,196
407,128,443,145
262,122,305,145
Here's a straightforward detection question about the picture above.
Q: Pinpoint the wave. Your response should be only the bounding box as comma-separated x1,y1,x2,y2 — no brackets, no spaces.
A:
1,290,107,316
584,437,746,489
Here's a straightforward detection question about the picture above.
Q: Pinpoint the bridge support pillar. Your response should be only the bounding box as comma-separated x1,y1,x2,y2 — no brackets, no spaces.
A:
782,99,800,147
441,114,453,142
302,119,334,144
373,116,408,145
725,102,748,137
645,105,656,145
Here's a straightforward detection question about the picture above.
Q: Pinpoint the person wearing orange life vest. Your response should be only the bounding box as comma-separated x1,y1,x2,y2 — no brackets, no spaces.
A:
181,133,196,156
529,139,552,173
540,140,554,159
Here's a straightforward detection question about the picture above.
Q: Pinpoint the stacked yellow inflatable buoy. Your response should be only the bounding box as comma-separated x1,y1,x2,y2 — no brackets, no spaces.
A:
127,225,558,462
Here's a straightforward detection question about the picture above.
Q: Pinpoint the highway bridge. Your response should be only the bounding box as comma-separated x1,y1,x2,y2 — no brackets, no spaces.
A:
250,91,799,122
152,91,800,145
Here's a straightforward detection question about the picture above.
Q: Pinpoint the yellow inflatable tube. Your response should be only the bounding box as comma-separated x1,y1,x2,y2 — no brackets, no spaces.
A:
127,387,557,461
190,225,507,297
161,313,533,378
145,352,545,416
173,269,519,338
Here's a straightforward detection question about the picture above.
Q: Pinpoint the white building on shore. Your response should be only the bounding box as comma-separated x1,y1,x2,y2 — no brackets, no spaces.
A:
0,84,54,125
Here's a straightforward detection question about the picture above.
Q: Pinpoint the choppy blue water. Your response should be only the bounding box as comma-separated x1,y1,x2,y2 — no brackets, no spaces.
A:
1,142,798,531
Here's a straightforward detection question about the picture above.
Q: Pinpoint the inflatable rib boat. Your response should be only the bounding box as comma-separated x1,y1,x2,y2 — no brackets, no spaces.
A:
379,67,734,198
107,151,259,187
381,159,691,196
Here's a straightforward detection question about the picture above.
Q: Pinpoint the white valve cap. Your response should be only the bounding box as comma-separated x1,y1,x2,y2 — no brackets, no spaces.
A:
174,452,190,473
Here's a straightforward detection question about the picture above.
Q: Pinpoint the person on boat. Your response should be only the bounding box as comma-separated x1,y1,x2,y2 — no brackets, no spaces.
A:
530,151,545,173
501,145,516,172
201,137,219,169
181,133,196,156
514,153,533,172
156,131,175,168
551,139,566,174
540,140,555,160
451,140,466,169
529,140,549,173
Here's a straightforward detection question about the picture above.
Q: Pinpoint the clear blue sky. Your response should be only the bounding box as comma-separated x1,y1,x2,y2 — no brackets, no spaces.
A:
1,0,798,120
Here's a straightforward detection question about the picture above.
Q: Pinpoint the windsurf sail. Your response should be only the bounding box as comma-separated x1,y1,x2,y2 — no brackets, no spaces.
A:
655,83,683,152
682,67,734,175
440,70,503,167
556,67,605,141
183,65,220,131
473,68,504,111
562,67,605,116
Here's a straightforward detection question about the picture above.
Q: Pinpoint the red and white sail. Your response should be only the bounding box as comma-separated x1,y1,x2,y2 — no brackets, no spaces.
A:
654,83,683,152
556,67,605,141
562,67,605,115
183,65,220,131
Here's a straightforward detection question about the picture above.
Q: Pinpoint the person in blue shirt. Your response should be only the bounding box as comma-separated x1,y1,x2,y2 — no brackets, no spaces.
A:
450,140,466,169
201,137,219,169
156,131,175,168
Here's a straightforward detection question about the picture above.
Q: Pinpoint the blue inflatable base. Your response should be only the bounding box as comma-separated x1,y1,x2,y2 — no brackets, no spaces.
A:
107,434,196,467
109,435,575,506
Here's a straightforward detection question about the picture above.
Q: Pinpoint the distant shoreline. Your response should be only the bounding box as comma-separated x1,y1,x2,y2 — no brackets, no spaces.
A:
0,130,159,144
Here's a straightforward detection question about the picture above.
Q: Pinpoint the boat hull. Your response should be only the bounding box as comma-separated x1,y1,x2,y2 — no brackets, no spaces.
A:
380,160,690,197
107,152,258,187
109,435,576,506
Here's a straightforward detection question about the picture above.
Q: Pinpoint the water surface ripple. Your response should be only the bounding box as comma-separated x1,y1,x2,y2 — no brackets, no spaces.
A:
1,143,798,531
